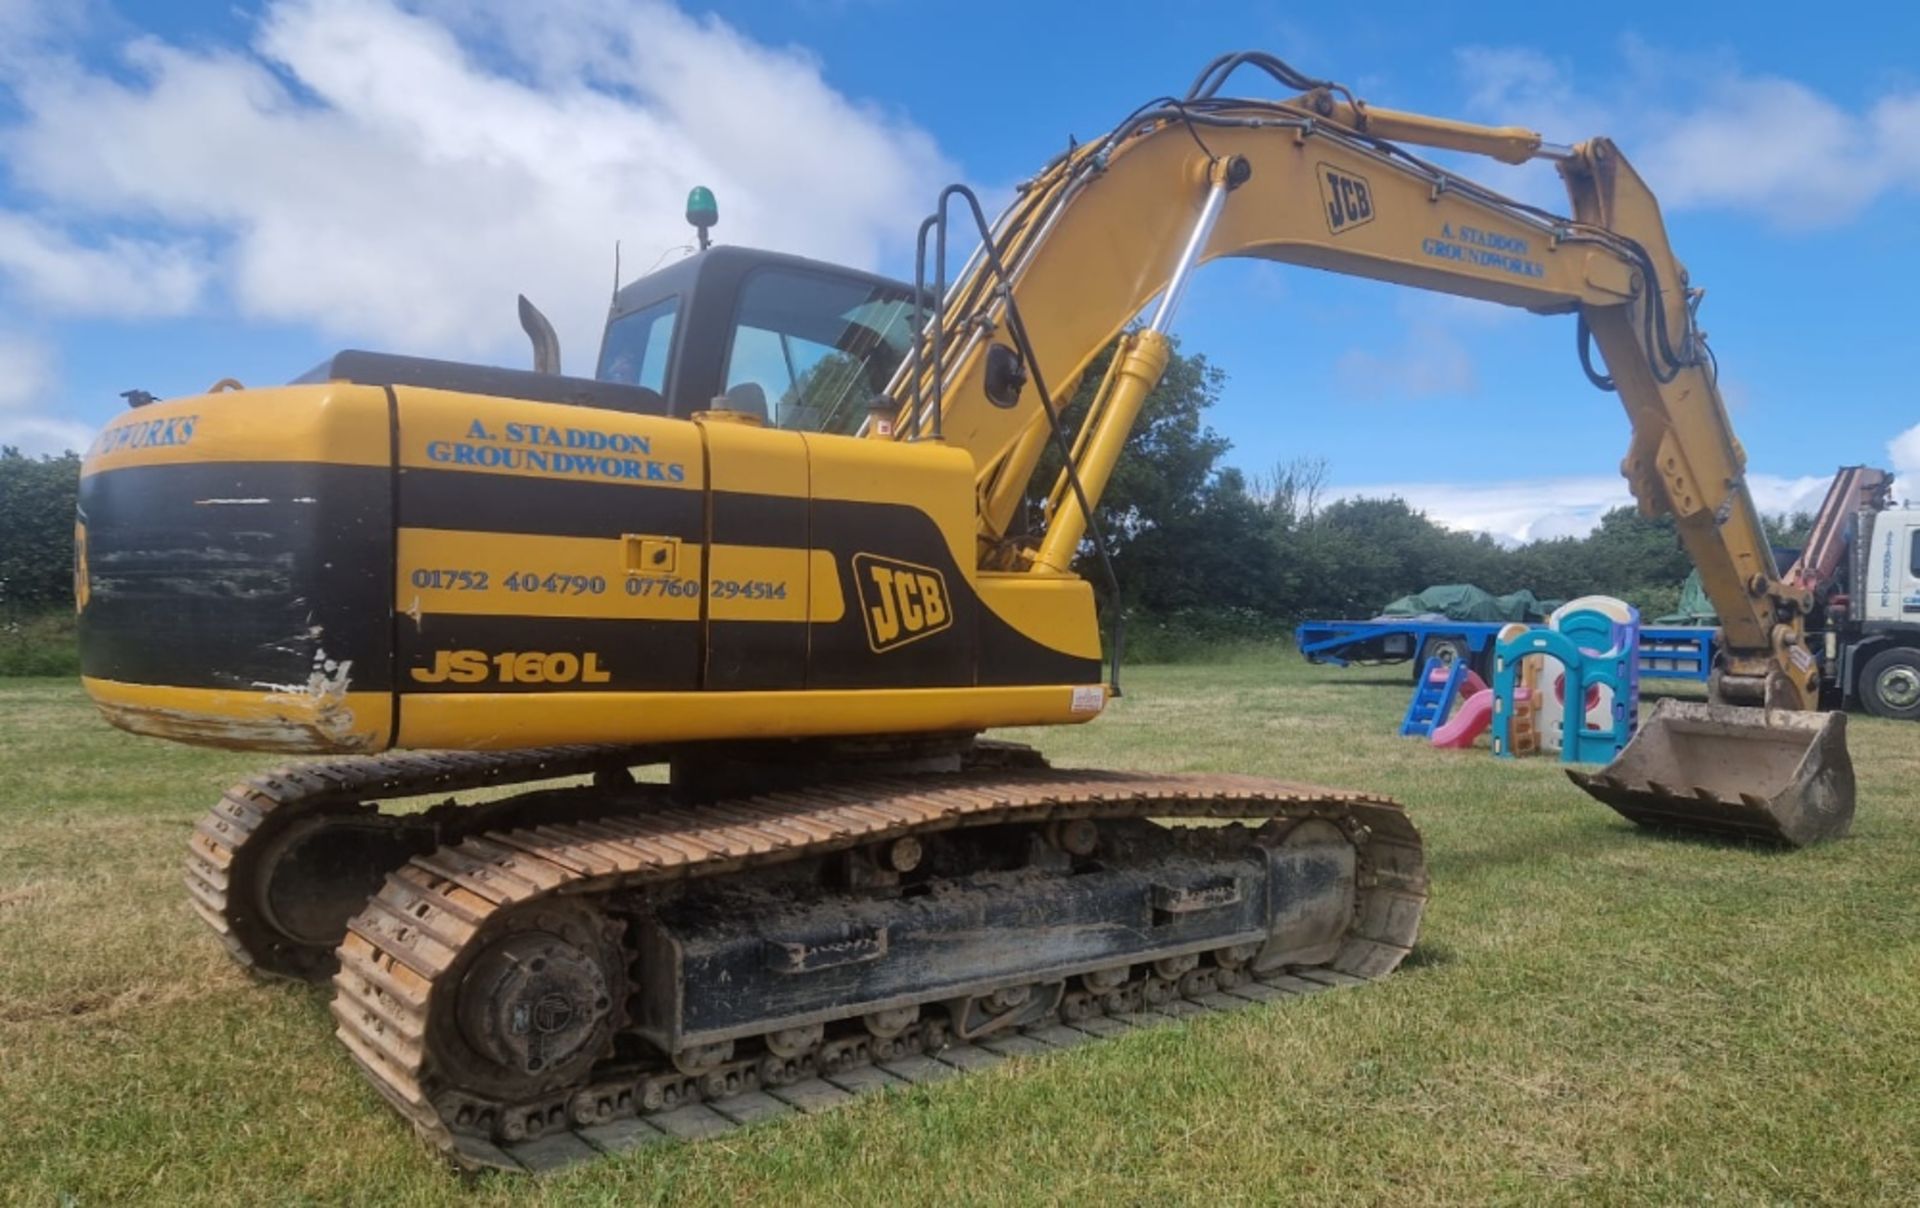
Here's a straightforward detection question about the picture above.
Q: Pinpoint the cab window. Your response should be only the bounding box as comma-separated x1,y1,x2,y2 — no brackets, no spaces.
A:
1910,529,1920,578
721,269,916,434
597,297,679,394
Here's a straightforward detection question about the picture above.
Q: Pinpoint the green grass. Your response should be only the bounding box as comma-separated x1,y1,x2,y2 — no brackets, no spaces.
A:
3,656,1918,1205
0,610,77,677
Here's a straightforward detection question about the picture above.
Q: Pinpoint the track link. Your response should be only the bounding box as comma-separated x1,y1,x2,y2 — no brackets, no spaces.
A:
384,965,1371,1174
330,769,1427,1172
185,745,666,980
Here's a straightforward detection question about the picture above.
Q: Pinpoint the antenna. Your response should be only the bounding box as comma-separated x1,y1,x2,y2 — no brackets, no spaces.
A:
610,239,621,311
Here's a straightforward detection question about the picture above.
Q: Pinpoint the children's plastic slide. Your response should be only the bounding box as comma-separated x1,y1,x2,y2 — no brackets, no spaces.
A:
1430,687,1495,749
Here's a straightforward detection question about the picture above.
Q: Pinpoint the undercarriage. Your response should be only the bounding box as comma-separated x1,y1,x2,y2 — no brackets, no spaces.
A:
186,737,1427,1171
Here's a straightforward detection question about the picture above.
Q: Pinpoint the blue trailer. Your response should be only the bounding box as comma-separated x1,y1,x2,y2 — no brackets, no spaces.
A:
1294,616,1715,683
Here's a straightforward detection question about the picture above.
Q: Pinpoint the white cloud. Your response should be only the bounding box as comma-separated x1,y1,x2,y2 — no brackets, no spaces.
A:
1635,75,1915,227
1329,474,1626,543
0,331,53,410
0,213,208,317
1456,47,1589,129
1327,46,1919,422
0,0,74,57
1332,471,1834,544
1448,46,1617,208
1890,422,1920,505
0,413,88,455
1741,473,1835,523
0,329,86,452
0,0,952,363
1453,42,1920,229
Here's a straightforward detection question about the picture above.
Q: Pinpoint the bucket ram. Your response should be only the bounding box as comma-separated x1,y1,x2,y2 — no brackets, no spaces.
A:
1568,699,1854,848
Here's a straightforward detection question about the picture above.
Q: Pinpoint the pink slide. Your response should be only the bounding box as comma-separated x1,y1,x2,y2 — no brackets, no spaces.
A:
1430,688,1495,749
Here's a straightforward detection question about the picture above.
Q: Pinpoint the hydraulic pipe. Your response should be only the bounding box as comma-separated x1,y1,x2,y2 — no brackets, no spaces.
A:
1319,99,1568,165
1033,332,1172,573
1033,158,1242,574
1147,170,1233,331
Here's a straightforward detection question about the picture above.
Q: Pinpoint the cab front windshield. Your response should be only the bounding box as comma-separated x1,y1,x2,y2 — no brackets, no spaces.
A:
722,269,916,435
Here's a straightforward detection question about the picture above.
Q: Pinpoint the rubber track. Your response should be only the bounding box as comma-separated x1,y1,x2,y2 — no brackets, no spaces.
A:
330,768,1428,1172
185,745,666,979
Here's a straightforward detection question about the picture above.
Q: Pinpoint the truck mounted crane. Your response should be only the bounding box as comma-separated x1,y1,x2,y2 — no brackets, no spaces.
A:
73,51,1851,1169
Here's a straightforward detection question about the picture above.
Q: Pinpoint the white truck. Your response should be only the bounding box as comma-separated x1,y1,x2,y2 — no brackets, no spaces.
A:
1832,493,1920,718
1784,466,1920,719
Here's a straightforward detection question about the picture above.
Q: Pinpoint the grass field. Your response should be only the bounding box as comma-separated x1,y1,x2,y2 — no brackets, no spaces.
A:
4,655,1918,1205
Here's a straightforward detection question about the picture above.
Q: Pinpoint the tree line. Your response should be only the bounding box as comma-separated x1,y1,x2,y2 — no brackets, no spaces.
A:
1,448,81,613
1023,340,1812,655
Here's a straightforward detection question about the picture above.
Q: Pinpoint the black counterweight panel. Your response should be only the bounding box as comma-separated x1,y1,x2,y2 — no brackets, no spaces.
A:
77,463,393,691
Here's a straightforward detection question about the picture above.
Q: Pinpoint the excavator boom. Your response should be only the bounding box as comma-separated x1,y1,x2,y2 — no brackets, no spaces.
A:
889,53,1852,844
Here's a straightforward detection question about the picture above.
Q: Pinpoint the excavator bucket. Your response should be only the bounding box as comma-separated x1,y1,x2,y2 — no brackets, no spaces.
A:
1568,700,1854,847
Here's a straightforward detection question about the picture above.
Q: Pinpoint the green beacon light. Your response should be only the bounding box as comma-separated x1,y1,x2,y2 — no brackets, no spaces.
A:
686,186,718,251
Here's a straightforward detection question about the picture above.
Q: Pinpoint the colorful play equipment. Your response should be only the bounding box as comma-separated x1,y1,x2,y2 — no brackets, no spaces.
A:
1400,656,1487,740
1492,596,1641,764
1400,597,1641,763
1494,623,1542,756
1430,684,1495,749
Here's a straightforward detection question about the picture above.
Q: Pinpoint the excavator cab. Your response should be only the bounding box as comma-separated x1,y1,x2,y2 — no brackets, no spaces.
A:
590,245,919,433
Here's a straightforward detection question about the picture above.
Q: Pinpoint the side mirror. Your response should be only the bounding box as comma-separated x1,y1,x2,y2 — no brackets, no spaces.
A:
517,294,561,375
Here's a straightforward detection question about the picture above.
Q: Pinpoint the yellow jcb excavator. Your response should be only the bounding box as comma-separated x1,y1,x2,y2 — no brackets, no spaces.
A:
74,51,1851,1170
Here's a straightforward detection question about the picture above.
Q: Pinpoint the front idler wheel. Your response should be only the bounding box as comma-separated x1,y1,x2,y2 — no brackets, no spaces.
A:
439,905,623,1102
254,809,445,966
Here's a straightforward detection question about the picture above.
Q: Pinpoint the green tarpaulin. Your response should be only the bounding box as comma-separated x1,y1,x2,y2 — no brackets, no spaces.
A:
1656,569,1718,625
1378,584,1559,624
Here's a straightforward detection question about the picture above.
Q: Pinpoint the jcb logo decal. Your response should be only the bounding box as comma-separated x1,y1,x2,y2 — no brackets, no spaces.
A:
854,554,951,653
1318,163,1374,234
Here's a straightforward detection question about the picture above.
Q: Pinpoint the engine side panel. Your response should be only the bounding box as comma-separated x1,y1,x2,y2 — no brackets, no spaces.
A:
393,388,708,696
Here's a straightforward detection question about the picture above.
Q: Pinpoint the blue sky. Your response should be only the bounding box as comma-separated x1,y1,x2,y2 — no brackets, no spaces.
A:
2,0,1917,540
